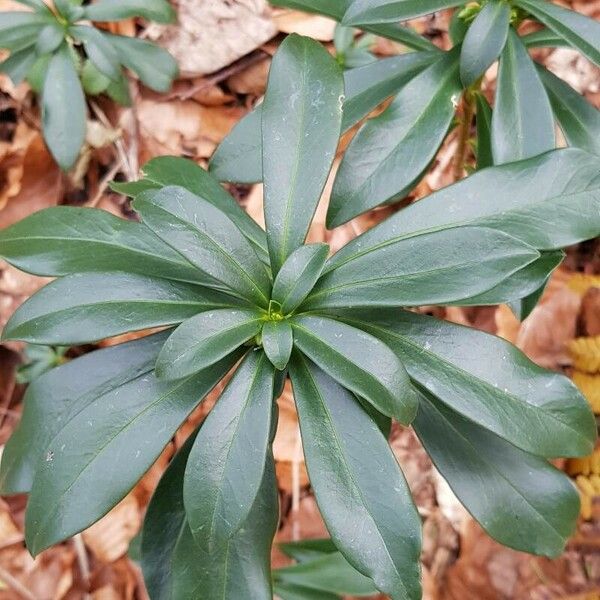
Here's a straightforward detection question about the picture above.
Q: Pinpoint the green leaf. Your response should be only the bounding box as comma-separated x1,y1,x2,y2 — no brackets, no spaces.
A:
272,243,329,314
262,34,343,273
113,156,269,261
279,539,338,562
26,53,51,93
509,282,547,321
0,206,215,285
0,12,52,52
538,65,600,157
414,389,580,556
141,428,198,600
515,0,600,66
36,23,65,55
492,29,554,164
460,1,510,87
306,227,540,309
54,0,83,21
289,356,421,600
172,456,278,600
2,272,240,345
337,309,596,457
184,352,275,549
275,553,378,596
155,308,263,381
327,50,462,227
107,34,177,92
82,0,176,23
343,0,464,26
262,321,294,370
134,186,271,307
522,28,568,49
14,0,53,13
41,43,86,169
210,51,438,184
70,25,121,81
326,149,600,269
475,93,493,170
80,59,111,95
0,332,170,495
24,350,241,556
290,315,417,424
105,71,131,105
275,582,339,600
0,47,37,85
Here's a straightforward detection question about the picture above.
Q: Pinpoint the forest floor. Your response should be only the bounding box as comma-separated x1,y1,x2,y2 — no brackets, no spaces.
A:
0,1,599,599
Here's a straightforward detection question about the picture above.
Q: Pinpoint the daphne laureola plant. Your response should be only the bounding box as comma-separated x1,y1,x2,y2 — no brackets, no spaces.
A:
0,0,600,597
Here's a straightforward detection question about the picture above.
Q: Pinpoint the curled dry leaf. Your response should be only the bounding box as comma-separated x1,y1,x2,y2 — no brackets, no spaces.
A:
272,9,337,41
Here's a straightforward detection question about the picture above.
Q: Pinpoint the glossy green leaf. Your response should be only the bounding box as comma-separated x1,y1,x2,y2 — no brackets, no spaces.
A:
0,206,217,285
2,272,238,345
338,309,596,457
262,321,294,370
275,582,339,600
156,308,263,381
522,28,568,49
41,43,86,169
36,23,64,55
24,351,241,556
328,50,462,227
82,0,176,23
306,227,539,309
492,29,554,164
275,552,378,596
343,0,464,26
184,352,275,549
460,1,510,87
515,0,600,66
0,47,37,85
414,390,580,556
475,92,493,169
134,186,271,307
70,25,121,81
210,51,438,184
272,243,329,314
107,34,177,92
141,428,198,600
538,65,600,156
262,34,343,273
327,149,600,271
279,539,338,563
0,332,170,495
289,356,421,600
291,315,417,424
113,156,269,260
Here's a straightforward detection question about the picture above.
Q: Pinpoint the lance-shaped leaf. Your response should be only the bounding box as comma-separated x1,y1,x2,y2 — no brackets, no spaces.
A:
327,149,600,271
134,186,271,308
82,0,175,23
24,351,241,556
107,34,177,92
343,0,464,26
14,0,53,13
523,28,568,49
515,0,600,67
112,156,268,261
306,227,539,310
262,34,343,273
0,12,53,52
275,583,339,600
475,93,493,170
328,50,462,227
36,23,64,55
0,47,37,85
460,0,510,87
272,244,329,314
538,65,600,157
1,272,237,345
184,352,275,549
337,309,595,457
141,429,198,600
156,308,263,381
174,459,279,600
0,332,170,495
70,26,121,81
492,29,555,164
262,321,294,370
274,552,378,597
279,539,338,563
0,206,214,285
414,390,580,556
289,356,422,600
291,315,417,424
210,51,438,184
270,0,436,50
42,43,86,170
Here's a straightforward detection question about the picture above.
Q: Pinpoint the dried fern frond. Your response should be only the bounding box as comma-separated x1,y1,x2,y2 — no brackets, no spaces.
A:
569,336,600,374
